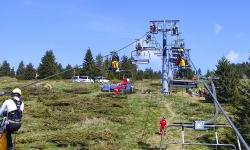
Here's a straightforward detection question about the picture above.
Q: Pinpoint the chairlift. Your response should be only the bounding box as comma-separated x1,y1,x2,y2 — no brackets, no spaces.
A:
154,52,163,56
169,79,198,88
131,50,150,64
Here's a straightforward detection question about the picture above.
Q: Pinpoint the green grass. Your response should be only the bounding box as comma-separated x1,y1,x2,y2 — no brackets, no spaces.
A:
0,77,235,150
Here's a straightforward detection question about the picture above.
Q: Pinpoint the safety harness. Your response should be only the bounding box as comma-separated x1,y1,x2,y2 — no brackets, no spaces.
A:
7,99,22,124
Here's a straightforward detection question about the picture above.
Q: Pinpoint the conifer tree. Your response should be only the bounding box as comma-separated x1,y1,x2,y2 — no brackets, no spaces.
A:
95,53,103,76
10,67,15,77
16,61,25,80
24,63,36,80
37,50,59,79
82,48,96,78
63,64,73,79
0,60,11,76
214,57,240,103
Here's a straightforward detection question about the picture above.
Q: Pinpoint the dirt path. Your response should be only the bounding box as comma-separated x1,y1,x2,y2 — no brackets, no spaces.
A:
146,97,177,149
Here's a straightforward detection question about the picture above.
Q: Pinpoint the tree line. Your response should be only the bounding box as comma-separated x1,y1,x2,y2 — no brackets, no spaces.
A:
205,57,250,144
0,49,161,80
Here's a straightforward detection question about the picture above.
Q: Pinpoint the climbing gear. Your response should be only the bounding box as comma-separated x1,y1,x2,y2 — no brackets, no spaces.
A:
7,99,22,124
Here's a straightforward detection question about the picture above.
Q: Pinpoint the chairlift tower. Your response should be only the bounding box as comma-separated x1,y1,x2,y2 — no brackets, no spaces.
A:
149,20,180,95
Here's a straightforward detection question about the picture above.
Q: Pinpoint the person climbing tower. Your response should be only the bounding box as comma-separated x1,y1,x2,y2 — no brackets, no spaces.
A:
0,88,24,150
160,117,167,135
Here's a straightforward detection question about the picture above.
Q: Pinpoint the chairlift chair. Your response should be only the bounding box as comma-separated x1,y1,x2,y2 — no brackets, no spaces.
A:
141,39,161,52
131,50,150,64
169,79,198,88
154,52,163,56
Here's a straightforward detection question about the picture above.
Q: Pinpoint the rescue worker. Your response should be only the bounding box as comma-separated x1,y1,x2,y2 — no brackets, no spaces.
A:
111,60,119,72
160,117,167,135
150,23,157,33
178,48,184,56
172,26,179,35
0,88,24,150
179,57,186,68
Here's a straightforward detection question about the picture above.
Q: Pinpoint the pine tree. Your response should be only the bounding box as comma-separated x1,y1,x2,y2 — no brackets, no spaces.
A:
0,60,11,76
205,69,215,77
16,61,26,80
144,68,154,79
103,57,112,78
82,48,96,78
197,68,202,76
63,64,73,79
120,55,137,79
37,50,59,79
214,57,240,103
10,67,15,77
95,53,103,76
235,81,250,143
57,63,63,79
137,70,144,80
24,63,36,80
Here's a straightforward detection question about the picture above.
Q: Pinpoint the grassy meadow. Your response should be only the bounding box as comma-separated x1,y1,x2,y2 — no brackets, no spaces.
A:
0,77,234,150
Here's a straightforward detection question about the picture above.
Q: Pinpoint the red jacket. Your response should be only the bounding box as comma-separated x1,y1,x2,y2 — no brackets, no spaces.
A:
160,119,167,128
121,79,128,86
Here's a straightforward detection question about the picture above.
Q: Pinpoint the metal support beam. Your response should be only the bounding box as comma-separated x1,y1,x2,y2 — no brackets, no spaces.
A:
162,31,168,95
237,136,242,150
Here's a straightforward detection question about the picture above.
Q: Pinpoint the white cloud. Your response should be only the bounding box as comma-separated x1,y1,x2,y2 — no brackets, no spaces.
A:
226,51,239,63
214,24,223,35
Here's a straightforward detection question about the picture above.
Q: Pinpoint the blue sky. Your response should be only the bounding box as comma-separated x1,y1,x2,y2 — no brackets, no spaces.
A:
0,0,249,74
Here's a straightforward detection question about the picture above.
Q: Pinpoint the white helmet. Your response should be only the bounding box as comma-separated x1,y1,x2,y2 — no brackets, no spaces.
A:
12,88,22,95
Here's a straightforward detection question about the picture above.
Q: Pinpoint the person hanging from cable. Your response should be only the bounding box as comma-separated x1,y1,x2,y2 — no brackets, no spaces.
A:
111,54,120,72
0,88,24,150
160,116,167,135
